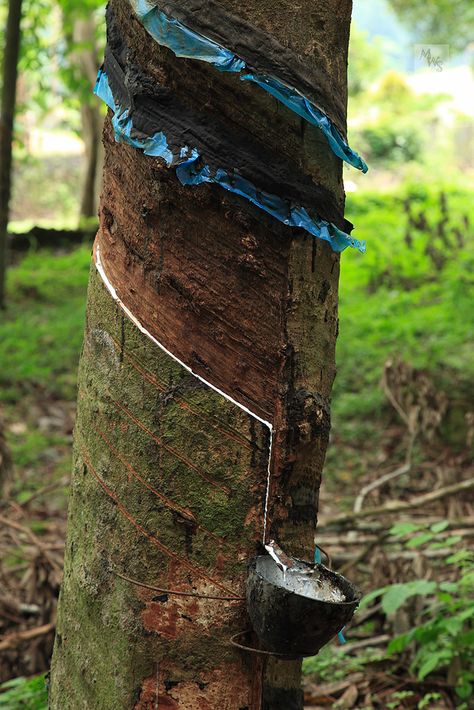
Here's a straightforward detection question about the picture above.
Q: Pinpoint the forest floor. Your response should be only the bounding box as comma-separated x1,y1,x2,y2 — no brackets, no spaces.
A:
0,183,473,709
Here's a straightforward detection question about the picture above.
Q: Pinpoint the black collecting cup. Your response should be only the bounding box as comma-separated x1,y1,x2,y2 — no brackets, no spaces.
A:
246,555,361,658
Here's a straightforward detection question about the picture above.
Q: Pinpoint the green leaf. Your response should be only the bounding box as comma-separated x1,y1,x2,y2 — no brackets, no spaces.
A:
390,521,421,537
436,591,453,604
0,674,48,708
389,521,420,537
406,533,434,548
444,617,463,635
408,580,437,594
446,550,472,565
388,633,411,654
418,651,450,679
429,541,452,550
458,630,474,645
382,584,414,615
444,535,462,546
456,681,473,700
358,587,386,609
439,581,458,593
381,580,437,615
458,607,474,622
430,520,449,533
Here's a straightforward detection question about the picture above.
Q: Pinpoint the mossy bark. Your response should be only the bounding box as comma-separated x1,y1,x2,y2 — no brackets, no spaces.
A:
50,0,353,707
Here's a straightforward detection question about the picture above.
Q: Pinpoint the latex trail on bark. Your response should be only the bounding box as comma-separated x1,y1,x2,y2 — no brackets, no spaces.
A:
129,0,368,172
94,241,275,543
94,68,365,253
91,0,361,554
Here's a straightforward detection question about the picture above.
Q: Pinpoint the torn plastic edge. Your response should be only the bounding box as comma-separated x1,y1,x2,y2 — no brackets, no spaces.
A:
338,628,347,644
241,74,368,173
134,0,245,71
130,0,368,173
94,69,365,254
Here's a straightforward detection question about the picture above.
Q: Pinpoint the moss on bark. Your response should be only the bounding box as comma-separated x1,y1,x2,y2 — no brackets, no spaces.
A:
50,0,353,706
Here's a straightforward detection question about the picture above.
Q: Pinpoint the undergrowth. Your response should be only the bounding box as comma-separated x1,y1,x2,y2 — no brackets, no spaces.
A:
0,675,47,709
0,246,90,402
334,182,474,439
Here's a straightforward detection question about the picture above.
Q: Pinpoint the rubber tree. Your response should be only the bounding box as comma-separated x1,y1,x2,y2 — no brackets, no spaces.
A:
50,0,358,707
0,0,23,308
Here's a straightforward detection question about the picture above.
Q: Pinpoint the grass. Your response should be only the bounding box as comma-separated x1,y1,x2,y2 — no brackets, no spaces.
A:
1,246,90,402
1,246,90,506
0,674,48,709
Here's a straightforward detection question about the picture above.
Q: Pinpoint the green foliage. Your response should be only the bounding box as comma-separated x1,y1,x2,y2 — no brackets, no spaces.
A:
333,184,474,427
348,24,384,97
352,71,450,166
16,0,105,120
390,0,474,54
303,644,387,682
0,246,90,401
417,693,443,710
361,520,474,699
0,674,47,709
11,155,83,224
56,0,106,106
360,116,423,163
20,0,54,73
386,690,415,709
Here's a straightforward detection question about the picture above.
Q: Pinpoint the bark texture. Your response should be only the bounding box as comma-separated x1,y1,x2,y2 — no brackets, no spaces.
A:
50,0,352,707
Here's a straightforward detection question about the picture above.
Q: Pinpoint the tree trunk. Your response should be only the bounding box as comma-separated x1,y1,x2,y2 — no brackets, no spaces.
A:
50,0,353,707
71,16,104,221
79,101,103,220
0,0,22,309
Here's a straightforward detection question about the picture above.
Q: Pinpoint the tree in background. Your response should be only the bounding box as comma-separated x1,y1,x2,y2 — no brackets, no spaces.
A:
391,0,474,55
58,0,105,219
0,0,23,309
6,0,105,227
49,0,356,706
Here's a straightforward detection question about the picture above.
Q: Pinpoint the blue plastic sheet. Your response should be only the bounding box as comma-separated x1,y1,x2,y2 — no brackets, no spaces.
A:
176,155,364,252
133,0,245,72
95,69,174,164
129,0,367,172
241,74,368,173
94,70,365,253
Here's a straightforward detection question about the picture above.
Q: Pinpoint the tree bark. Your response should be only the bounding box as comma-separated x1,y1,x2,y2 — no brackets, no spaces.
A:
50,0,353,707
0,0,22,309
